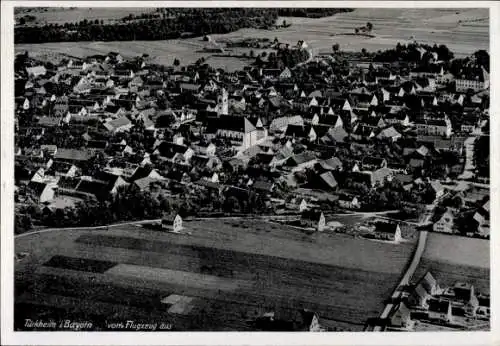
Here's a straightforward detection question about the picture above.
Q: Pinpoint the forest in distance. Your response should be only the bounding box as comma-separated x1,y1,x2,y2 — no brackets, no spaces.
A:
15,8,354,44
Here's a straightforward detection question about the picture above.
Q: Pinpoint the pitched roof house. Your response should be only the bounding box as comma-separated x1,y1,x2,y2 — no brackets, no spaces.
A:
373,222,402,242
162,213,183,233
301,210,326,232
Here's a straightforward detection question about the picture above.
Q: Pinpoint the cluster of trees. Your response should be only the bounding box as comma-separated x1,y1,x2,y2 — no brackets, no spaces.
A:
440,194,465,209
17,14,37,25
255,47,309,69
221,191,267,214
121,12,162,22
341,177,435,211
15,213,33,234
14,184,180,231
448,49,490,76
474,135,489,178
15,9,279,43
372,42,454,63
276,8,353,18
14,180,269,233
354,22,373,34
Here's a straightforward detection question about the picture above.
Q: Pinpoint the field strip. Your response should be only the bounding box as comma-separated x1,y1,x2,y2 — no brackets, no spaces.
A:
43,255,118,273
27,265,383,325
105,264,254,292
44,238,399,307
75,231,413,275
423,232,490,268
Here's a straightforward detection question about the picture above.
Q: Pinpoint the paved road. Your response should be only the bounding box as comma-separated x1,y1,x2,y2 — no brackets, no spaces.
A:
458,136,476,180
372,199,438,331
374,229,428,331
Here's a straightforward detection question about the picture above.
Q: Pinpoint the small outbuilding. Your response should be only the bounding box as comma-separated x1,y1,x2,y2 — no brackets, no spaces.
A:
373,222,402,242
391,302,412,329
162,213,183,233
428,299,453,323
301,210,326,232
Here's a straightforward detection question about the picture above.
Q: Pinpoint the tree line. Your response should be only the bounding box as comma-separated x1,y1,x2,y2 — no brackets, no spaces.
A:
255,47,310,69
276,8,353,18
15,9,279,44
15,173,269,233
372,42,455,63
15,8,355,44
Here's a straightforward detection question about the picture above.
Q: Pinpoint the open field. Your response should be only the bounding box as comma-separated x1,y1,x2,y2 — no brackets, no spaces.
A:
107,264,253,291
15,8,488,66
15,218,415,331
15,7,155,25
273,8,488,57
14,40,264,72
423,232,489,269
412,232,489,294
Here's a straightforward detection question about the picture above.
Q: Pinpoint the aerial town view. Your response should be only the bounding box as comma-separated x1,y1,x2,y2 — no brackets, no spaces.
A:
12,7,490,332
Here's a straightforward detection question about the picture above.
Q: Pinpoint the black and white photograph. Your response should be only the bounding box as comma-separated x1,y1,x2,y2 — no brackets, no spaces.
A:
1,1,498,344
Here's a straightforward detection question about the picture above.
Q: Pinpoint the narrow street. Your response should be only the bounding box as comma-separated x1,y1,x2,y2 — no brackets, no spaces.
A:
457,136,476,180
373,230,428,331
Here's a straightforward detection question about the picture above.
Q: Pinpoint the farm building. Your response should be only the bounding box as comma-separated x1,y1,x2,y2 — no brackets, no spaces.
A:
337,194,360,209
408,282,432,309
390,302,412,329
453,282,477,304
432,208,455,233
162,213,183,233
373,222,402,242
26,65,47,77
428,299,453,323
279,67,292,80
254,309,321,331
408,271,440,308
27,181,55,203
437,281,480,317
299,199,308,212
301,210,326,232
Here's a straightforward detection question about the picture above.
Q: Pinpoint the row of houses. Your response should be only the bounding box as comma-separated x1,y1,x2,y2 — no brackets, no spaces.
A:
15,44,488,236
388,272,489,330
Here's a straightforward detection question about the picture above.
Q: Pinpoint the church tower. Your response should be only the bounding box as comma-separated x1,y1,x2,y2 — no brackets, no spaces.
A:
217,88,229,115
